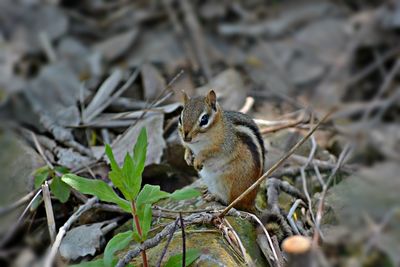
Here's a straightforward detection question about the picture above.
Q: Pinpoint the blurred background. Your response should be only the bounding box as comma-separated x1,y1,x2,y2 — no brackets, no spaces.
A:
0,0,399,266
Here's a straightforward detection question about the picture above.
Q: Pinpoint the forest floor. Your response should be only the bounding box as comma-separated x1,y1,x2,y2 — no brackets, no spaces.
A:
0,0,399,266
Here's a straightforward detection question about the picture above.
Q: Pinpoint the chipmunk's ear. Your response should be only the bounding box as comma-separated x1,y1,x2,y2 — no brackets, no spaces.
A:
206,89,217,111
181,90,189,105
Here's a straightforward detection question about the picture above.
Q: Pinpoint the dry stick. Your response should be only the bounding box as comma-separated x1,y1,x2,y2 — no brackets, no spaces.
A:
246,212,281,267
179,213,186,267
219,108,336,218
300,135,320,237
0,190,38,216
162,0,199,71
39,32,57,63
42,182,56,243
287,199,305,236
85,68,140,122
44,197,98,267
221,218,251,265
153,206,215,214
179,0,212,81
271,236,285,267
372,48,388,78
344,46,400,89
71,70,184,175
156,218,179,267
371,86,400,123
31,131,54,170
261,115,307,134
239,97,255,114
361,59,400,121
313,143,352,245
110,69,184,148
0,189,42,248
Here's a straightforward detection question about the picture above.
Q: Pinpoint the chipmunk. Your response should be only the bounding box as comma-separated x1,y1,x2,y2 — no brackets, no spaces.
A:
178,90,265,210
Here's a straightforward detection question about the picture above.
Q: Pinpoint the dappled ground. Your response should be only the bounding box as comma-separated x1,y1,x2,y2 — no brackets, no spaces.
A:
0,0,400,266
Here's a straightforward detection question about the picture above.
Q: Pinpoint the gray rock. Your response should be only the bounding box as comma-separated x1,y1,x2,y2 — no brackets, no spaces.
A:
0,131,44,235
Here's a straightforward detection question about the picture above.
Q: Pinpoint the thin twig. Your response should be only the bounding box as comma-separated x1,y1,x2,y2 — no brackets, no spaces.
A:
0,189,42,248
300,135,318,234
162,0,199,71
44,197,98,267
85,68,141,122
153,206,215,214
220,218,251,265
116,212,215,267
179,0,212,80
313,143,353,245
261,115,307,134
219,108,336,217
156,218,179,267
42,182,56,243
39,32,57,63
245,212,281,267
0,190,38,216
179,213,186,267
31,131,54,170
239,97,255,114
361,59,400,121
287,199,305,235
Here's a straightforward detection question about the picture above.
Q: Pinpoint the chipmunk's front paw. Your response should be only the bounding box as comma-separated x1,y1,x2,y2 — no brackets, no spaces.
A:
193,158,203,171
184,149,194,166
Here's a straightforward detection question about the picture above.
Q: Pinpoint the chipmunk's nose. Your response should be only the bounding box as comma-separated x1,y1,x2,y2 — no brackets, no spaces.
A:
183,133,192,142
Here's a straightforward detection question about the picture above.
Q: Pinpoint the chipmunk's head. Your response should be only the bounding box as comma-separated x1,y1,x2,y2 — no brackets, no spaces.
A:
178,90,222,145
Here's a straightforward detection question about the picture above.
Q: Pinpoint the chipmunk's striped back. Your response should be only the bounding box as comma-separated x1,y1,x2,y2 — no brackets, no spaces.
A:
224,111,265,174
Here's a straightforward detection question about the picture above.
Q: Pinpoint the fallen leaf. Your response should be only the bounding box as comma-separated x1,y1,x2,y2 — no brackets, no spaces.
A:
326,162,400,265
141,63,166,101
94,29,138,62
60,222,106,261
110,114,166,166
25,63,83,127
196,69,247,111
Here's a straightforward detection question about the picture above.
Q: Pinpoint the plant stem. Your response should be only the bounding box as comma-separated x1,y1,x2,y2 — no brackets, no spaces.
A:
131,201,148,267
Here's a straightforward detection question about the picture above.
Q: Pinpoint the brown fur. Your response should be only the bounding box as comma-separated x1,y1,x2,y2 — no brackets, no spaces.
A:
179,90,265,211
226,140,262,210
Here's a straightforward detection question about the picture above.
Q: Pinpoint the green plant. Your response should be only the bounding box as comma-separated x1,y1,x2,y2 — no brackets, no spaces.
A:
62,127,201,267
34,165,71,203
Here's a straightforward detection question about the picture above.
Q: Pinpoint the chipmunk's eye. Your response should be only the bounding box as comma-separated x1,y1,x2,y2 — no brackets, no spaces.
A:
199,114,209,127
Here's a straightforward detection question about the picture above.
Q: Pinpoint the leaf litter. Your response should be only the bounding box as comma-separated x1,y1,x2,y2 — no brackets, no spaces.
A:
0,0,399,266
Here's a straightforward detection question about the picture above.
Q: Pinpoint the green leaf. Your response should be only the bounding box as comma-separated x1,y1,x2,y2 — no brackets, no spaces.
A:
170,188,201,201
132,203,153,242
105,144,120,173
130,128,147,198
140,204,152,240
164,248,201,267
105,144,131,200
62,174,130,212
122,153,136,200
34,168,49,189
54,166,69,174
104,230,133,267
136,184,170,208
50,176,71,203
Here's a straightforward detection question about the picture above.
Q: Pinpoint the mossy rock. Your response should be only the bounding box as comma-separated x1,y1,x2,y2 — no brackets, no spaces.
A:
114,181,268,266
